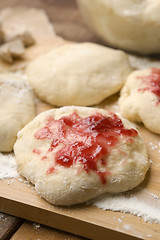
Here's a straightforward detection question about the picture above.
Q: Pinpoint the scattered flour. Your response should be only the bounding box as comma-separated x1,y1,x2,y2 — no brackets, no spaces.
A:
0,213,8,221
92,188,160,224
0,152,19,179
146,234,152,238
33,223,41,229
118,218,122,223
123,224,132,230
150,193,159,200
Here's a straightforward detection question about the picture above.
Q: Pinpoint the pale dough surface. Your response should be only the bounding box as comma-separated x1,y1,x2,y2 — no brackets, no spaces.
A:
14,106,149,205
77,0,160,55
26,42,131,106
0,73,35,152
119,68,160,134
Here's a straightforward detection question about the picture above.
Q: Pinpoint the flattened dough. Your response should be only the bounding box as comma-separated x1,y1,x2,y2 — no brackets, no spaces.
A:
14,106,149,205
26,42,132,106
0,73,35,152
119,68,160,134
77,0,160,55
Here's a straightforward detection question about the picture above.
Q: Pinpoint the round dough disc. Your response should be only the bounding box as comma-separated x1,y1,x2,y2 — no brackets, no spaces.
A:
14,106,149,205
26,42,131,106
0,73,35,152
119,68,160,134
77,0,160,55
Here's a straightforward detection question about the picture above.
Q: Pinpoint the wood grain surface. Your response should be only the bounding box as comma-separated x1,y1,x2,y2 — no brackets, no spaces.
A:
11,221,86,240
0,1,160,240
0,213,22,240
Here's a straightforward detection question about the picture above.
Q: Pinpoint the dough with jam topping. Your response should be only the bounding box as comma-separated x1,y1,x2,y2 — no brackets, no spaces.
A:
26,42,132,106
14,106,149,205
0,73,35,152
119,68,160,134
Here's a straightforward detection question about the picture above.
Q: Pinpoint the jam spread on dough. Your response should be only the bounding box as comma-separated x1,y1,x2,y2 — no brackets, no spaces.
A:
138,68,160,104
34,111,138,184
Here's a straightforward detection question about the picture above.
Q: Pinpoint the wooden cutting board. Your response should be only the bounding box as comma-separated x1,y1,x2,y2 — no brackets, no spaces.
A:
0,1,160,240
1,96,160,240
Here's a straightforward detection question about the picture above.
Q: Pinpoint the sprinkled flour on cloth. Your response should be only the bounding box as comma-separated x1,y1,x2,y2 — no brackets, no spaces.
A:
0,152,19,179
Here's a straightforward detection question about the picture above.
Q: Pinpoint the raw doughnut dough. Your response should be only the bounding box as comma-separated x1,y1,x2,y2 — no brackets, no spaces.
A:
119,68,160,134
77,0,160,55
14,106,149,205
0,73,35,152
26,42,132,106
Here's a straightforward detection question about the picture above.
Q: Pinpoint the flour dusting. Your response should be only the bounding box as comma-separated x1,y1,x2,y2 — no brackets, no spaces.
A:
128,54,160,70
123,224,132,230
0,75,33,104
92,188,160,224
0,152,19,179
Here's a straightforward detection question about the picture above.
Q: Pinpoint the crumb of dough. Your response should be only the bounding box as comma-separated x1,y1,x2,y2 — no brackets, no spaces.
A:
9,39,25,57
0,43,13,63
0,39,25,63
6,26,35,47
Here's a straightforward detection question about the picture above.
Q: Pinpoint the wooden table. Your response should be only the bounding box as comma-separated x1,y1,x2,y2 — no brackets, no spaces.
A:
0,212,87,240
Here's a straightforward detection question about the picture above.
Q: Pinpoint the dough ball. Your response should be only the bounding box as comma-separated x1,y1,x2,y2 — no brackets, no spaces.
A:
77,0,160,55
119,68,160,134
26,42,131,106
14,106,149,205
0,73,35,152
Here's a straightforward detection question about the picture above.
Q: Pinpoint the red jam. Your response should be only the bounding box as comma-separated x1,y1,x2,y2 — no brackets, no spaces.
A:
138,68,160,104
34,111,138,184
46,166,55,175
33,148,42,154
